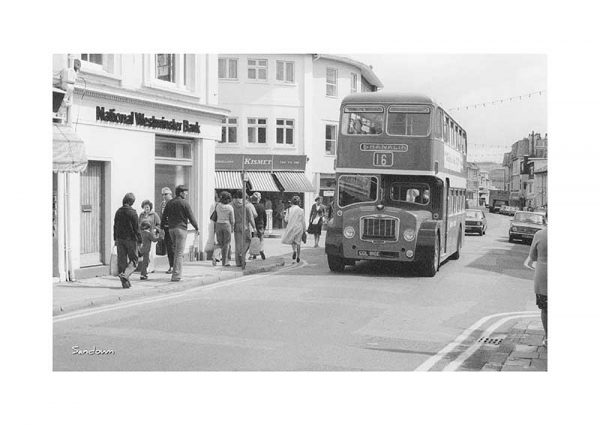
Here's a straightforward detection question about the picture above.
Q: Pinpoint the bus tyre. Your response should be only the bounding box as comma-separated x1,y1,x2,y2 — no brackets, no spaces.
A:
450,228,461,260
421,235,440,277
327,255,345,272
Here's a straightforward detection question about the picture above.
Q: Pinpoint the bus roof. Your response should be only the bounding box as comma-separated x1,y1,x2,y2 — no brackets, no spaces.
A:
342,92,439,106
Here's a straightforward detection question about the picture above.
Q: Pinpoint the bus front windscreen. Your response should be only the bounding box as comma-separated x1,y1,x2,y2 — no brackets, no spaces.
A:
341,106,384,135
387,105,431,136
338,175,378,207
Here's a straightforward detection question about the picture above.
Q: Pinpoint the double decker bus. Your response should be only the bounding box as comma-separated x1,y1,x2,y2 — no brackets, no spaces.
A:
325,92,467,277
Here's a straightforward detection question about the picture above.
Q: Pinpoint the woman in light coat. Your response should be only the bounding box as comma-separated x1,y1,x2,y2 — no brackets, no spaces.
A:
281,196,306,263
138,200,161,273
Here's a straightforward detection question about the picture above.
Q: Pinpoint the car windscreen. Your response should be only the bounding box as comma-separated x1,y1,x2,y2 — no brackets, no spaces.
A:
514,212,545,224
466,211,482,219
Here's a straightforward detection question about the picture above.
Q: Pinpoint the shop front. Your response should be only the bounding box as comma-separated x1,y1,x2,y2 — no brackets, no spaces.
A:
58,92,226,280
215,154,315,229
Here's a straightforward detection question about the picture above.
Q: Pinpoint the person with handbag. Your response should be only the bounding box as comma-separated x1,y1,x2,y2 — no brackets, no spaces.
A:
308,196,324,248
161,185,199,282
159,187,175,274
213,191,235,267
138,200,161,273
281,195,306,263
249,193,267,260
232,190,256,267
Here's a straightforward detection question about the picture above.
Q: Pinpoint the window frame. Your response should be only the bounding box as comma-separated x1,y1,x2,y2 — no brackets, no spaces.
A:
218,57,238,80
145,54,195,94
276,119,295,145
389,182,431,206
248,58,268,81
325,123,337,155
337,174,379,208
350,72,358,93
247,117,268,144
326,67,338,97
276,60,295,83
220,117,238,144
386,105,432,137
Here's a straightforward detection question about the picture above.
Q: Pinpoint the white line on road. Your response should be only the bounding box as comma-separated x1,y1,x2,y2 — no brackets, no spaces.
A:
442,313,537,371
54,260,307,323
414,310,538,371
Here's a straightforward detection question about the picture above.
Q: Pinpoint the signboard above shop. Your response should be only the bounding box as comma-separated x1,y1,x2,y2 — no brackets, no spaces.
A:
216,154,307,171
95,106,201,134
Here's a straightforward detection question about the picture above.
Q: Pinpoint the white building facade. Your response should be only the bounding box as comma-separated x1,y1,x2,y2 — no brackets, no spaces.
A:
216,54,382,225
53,54,228,281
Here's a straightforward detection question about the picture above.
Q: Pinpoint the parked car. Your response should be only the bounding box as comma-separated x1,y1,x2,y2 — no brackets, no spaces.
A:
499,205,510,215
509,211,547,243
506,206,518,216
465,209,487,235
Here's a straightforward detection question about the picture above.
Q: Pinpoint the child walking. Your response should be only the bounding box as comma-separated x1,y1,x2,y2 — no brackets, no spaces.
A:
140,220,159,280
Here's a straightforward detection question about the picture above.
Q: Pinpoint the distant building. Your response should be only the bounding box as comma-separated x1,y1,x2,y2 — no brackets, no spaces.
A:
466,162,480,208
502,132,548,209
478,170,490,206
489,168,506,190
533,165,548,208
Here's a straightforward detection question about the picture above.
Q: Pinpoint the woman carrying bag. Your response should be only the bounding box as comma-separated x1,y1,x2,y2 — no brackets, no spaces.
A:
307,196,324,248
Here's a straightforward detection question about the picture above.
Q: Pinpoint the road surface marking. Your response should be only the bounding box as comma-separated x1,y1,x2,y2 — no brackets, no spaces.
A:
54,261,304,323
414,310,538,371
442,313,537,371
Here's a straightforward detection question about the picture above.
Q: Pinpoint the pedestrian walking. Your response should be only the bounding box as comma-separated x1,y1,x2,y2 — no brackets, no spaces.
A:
138,199,161,273
213,191,235,267
139,220,159,280
113,192,142,288
281,195,306,263
307,196,324,247
206,192,220,263
249,193,267,260
161,185,199,282
232,190,256,267
159,187,175,274
524,226,548,346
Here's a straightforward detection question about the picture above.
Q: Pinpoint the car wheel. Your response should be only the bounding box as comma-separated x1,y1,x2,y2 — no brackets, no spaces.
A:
420,234,440,277
509,235,514,243
327,254,345,272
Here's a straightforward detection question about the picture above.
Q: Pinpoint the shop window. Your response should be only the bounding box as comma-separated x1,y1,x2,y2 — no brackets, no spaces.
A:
276,61,294,83
325,124,337,155
248,59,268,81
220,118,238,143
276,119,294,145
248,118,267,144
219,58,238,79
154,137,194,213
326,68,338,97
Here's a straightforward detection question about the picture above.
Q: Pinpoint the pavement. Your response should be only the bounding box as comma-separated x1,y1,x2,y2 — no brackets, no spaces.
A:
479,317,547,372
53,228,312,316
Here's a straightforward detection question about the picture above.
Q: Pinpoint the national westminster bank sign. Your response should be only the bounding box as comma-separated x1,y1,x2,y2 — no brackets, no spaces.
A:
96,106,201,134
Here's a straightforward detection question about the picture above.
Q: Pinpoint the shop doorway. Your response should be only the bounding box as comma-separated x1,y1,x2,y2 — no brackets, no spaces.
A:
80,161,105,267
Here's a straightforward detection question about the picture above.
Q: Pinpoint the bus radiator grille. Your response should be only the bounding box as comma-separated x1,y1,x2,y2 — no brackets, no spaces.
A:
361,217,397,240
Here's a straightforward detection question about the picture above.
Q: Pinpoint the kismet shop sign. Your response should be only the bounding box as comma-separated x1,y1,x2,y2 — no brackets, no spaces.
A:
96,106,201,134
216,154,306,171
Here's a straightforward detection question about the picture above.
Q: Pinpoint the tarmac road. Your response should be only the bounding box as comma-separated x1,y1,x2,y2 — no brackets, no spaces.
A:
54,212,537,371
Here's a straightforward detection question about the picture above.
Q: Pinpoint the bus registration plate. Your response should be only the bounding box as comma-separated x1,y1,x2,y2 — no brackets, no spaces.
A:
358,250,380,257
373,152,393,167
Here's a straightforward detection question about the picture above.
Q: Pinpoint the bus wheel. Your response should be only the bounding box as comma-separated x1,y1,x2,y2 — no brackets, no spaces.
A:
327,255,346,272
450,228,461,260
421,235,440,277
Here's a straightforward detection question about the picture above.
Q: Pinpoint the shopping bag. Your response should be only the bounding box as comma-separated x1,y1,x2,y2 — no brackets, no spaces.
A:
249,236,261,256
109,246,119,276
301,232,307,244
210,209,217,222
156,238,166,256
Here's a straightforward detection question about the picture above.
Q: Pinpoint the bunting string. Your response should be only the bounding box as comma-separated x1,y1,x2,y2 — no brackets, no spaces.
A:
446,90,546,112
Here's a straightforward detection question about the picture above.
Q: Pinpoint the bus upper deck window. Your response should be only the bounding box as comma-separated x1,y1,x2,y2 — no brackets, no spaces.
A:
387,105,431,136
341,105,384,135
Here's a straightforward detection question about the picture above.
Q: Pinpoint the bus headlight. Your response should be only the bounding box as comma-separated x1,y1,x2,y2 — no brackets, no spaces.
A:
406,250,414,258
343,226,355,239
403,228,416,241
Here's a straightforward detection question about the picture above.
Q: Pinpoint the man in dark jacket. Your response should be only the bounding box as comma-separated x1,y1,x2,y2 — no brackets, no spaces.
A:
159,187,175,273
161,185,199,282
249,193,267,260
113,192,141,288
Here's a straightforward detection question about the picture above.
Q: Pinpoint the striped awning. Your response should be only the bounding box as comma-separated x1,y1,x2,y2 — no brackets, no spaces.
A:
215,171,242,189
246,172,280,192
53,124,88,173
273,172,315,193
